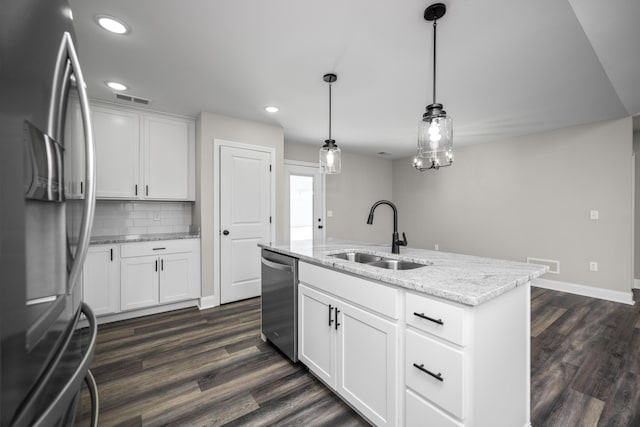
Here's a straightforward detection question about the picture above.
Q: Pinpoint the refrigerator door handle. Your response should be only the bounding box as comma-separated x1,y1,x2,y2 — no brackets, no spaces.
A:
32,302,99,427
62,32,96,291
12,302,98,427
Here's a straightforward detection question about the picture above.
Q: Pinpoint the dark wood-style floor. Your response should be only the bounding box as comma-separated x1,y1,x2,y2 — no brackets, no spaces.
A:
75,288,640,426
530,287,640,427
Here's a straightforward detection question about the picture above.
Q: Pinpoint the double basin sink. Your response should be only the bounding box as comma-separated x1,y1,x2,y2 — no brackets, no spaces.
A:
329,251,431,270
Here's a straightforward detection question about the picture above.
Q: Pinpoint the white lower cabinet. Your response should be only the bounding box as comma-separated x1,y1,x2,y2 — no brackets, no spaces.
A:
298,260,530,427
83,239,200,318
298,263,398,427
120,239,200,311
83,245,120,316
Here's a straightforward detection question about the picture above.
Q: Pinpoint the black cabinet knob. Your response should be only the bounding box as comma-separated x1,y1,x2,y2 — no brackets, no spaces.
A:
222,230,230,235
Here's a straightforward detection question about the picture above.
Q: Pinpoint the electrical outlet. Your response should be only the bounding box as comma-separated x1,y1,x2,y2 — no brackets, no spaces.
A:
589,261,598,272
590,210,599,220
327,210,333,218
153,212,161,221
434,244,439,251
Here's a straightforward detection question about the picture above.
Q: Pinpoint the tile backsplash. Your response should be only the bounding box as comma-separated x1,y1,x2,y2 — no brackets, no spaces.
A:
91,200,193,237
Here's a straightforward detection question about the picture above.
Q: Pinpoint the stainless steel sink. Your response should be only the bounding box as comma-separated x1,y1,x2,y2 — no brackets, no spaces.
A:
330,252,383,263
366,260,426,270
329,251,430,270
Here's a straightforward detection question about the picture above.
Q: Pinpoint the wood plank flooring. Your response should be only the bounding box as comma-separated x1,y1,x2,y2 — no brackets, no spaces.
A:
74,298,367,426
531,287,640,427
75,288,640,426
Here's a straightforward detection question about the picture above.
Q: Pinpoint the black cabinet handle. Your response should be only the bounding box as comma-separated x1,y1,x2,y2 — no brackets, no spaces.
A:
161,259,164,271
155,260,158,272
146,185,149,196
334,307,340,330
135,184,138,196
80,181,83,195
413,363,444,382
152,247,166,251
413,312,444,325
329,304,333,326
110,248,113,261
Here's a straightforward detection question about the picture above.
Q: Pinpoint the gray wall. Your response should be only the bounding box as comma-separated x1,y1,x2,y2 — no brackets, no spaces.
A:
634,131,640,280
393,117,634,294
195,112,284,297
284,142,394,244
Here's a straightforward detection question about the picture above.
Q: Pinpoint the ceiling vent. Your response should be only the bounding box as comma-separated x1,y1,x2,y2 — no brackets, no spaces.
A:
114,92,151,106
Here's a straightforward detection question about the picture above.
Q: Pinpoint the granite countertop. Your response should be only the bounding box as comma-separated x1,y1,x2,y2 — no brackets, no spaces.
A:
259,239,548,306
91,232,200,245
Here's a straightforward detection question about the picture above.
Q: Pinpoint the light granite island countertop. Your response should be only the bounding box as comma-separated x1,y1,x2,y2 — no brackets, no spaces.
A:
259,238,548,306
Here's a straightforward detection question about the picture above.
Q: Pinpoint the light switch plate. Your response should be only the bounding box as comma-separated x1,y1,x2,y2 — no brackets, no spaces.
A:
590,210,599,220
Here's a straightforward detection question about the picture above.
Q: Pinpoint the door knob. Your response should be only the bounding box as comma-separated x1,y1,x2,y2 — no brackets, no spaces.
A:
318,225,323,229
222,230,230,235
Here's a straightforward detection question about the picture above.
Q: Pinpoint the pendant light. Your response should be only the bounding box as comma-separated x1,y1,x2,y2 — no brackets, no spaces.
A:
413,3,453,171
319,73,341,174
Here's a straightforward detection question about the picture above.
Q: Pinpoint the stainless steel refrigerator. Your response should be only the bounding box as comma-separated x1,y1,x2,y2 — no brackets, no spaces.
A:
1,0,99,425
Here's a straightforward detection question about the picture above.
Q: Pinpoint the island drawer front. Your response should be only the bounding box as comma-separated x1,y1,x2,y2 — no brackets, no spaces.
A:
121,239,195,258
405,329,464,419
406,389,462,427
406,292,465,346
298,262,399,319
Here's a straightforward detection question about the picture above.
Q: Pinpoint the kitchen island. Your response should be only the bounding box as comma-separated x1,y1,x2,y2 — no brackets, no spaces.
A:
259,239,547,427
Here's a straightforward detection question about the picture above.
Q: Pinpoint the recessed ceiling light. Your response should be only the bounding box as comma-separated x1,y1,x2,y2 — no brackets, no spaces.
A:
264,106,279,113
95,15,129,34
106,81,128,91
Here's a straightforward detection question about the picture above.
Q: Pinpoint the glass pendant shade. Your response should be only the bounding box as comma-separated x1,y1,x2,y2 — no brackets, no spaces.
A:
414,3,453,172
319,139,341,174
414,104,453,170
319,73,341,174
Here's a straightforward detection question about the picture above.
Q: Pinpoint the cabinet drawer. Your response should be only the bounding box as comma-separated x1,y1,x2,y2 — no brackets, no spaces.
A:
299,262,398,319
406,389,462,427
405,329,464,419
406,291,465,346
121,239,195,258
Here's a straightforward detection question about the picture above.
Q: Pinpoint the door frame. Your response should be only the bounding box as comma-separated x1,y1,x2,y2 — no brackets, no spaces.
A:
283,160,326,241
213,138,276,306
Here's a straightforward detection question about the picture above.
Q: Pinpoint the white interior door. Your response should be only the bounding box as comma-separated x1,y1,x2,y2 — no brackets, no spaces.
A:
220,145,272,304
284,161,325,241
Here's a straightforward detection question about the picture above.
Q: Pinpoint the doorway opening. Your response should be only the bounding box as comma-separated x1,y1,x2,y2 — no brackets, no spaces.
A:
284,160,325,242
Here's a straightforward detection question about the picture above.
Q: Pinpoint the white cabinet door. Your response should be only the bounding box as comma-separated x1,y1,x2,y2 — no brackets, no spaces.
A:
83,245,119,316
159,253,191,304
298,284,336,387
144,115,192,200
336,300,398,427
121,256,159,310
92,106,140,198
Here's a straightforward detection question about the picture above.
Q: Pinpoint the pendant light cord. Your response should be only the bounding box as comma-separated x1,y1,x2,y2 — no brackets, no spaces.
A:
432,20,437,105
328,82,332,140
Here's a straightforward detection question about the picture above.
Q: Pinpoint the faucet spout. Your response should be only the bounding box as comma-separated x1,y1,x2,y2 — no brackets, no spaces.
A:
366,200,406,254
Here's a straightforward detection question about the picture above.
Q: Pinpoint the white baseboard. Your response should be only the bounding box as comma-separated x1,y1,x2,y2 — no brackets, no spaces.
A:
533,278,635,305
78,299,199,328
198,295,218,310
634,279,640,290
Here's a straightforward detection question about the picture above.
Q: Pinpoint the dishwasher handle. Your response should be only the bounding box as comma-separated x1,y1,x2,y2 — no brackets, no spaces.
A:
261,257,293,272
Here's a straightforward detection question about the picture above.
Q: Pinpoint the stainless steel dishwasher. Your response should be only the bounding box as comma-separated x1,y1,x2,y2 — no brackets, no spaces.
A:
261,248,298,362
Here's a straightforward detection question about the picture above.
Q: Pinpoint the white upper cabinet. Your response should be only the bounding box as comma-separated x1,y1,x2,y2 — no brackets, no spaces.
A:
90,103,195,201
92,106,140,198
143,115,193,200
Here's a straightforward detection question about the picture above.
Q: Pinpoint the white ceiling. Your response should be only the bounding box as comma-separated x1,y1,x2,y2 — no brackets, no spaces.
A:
69,0,640,158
